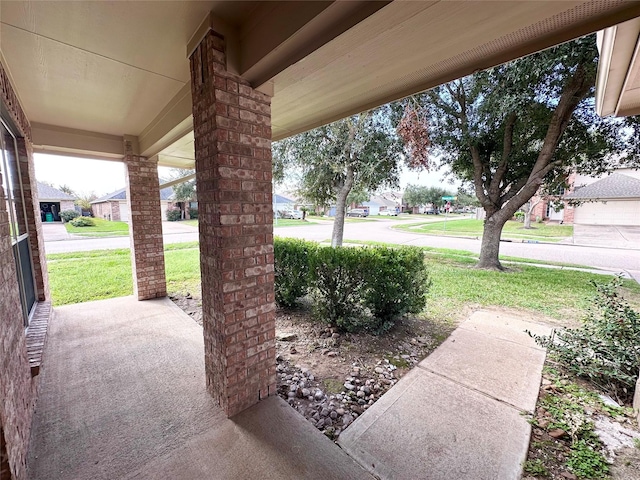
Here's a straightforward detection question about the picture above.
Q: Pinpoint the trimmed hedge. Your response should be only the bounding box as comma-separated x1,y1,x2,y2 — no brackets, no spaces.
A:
69,216,95,227
274,238,317,307
60,209,80,222
274,238,430,334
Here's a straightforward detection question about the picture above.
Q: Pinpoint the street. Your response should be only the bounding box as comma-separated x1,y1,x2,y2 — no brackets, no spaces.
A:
44,217,640,278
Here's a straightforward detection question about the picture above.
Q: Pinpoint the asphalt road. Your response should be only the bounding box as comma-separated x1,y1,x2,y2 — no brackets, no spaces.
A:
44,217,640,278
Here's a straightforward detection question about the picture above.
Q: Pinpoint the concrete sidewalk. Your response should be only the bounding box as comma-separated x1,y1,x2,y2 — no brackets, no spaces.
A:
338,311,551,480
28,297,372,480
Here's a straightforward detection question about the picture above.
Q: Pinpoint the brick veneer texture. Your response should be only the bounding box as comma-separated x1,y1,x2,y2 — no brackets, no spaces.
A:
190,30,276,417
0,169,33,480
16,138,49,301
125,150,167,300
0,61,41,480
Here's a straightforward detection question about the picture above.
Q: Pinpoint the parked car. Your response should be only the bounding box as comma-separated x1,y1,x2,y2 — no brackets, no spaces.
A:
347,208,368,217
425,207,440,215
379,209,398,216
454,207,466,214
278,209,304,219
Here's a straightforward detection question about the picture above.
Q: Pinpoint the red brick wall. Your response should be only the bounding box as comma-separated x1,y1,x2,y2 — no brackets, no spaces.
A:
124,149,166,300
190,30,276,417
0,61,39,480
16,138,48,301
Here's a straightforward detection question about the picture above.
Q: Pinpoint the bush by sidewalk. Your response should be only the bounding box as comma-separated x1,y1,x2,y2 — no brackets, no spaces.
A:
274,239,431,334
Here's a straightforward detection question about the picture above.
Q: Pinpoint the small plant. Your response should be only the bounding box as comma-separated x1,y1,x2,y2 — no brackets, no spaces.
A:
166,206,182,222
69,216,95,227
188,208,198,219
523,459,548,476
529,277,640,403
59,209,80,222
514,211,525,222
566,439,609,479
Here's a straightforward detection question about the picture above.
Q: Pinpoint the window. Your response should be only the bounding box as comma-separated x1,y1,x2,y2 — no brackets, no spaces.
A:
0,117,36,326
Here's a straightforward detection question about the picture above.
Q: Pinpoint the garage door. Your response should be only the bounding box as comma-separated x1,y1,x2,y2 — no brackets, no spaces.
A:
573,200,640,226
119,201,131,222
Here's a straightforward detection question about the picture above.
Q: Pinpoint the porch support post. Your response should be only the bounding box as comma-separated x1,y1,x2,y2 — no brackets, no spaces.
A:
189,29,276,416
124,141,167,300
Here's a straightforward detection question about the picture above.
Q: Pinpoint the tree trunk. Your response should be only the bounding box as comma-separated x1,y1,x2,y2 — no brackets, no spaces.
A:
524,212,532,229
477,214,509,270
331,167,354,247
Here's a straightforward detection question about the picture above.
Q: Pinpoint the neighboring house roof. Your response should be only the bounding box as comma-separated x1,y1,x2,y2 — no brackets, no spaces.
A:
565,173,640,200
273,193,295,204
91,182,174,203
37,182,75,201
365,195,398,208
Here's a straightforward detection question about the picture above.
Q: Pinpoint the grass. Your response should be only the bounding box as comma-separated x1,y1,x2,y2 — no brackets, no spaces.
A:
394,219,573,242
180,219,199,227
64,218,129,237
273,219,316,227
47,242,640,328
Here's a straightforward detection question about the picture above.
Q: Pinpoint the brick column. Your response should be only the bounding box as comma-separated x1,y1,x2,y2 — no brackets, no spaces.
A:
190,30,276,417
124,144,167,300
16,137,49,301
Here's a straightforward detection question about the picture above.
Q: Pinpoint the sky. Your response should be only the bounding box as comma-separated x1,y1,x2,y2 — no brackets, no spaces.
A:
34,153,175,198
34,152,460,198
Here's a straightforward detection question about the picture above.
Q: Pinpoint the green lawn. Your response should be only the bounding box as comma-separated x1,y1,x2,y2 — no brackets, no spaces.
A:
64,218,129,237
394,219,573,242
46,242,640,328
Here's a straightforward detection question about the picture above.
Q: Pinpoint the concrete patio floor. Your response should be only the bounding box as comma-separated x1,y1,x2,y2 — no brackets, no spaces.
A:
27,297,372,480
28,297,551,480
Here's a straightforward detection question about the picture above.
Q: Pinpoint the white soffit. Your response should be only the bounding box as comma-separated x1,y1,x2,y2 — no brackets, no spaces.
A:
596,17,640,117
270,1,640,139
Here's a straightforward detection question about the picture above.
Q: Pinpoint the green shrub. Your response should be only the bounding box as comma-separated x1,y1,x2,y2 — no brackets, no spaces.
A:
188,208,198,220
362,246,430,332
166,206,182,222
59,209,80,222
529,277,640,403
274,238,316,307
514,211,525,222
309,246,368,332
69,216,95,227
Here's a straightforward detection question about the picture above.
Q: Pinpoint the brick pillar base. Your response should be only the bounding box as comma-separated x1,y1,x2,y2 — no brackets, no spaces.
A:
190,30,276,417
125,147,167,300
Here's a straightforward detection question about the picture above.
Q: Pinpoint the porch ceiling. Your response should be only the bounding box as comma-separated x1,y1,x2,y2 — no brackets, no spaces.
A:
1,1,639,166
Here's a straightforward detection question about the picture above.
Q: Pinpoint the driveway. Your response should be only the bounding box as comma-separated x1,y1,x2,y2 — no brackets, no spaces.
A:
41,222,74,242
571,224,640,249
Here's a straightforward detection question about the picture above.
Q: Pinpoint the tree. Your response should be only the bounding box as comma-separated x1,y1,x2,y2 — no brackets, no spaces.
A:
273,107,405,247
57,184,75,196
167,169,195,220
403,185,451,210
74,192,97,212
398,35,625,269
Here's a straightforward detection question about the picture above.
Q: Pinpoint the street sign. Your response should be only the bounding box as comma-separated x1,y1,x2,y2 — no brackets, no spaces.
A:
441,196,457,201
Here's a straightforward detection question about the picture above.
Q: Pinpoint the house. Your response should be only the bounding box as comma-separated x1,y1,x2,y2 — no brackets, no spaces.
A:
91,183,175,222
272,193,296,216
2,3,640,479
565,170,640,226
361,193,401,215
36,182,76,222
528,174,577,224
